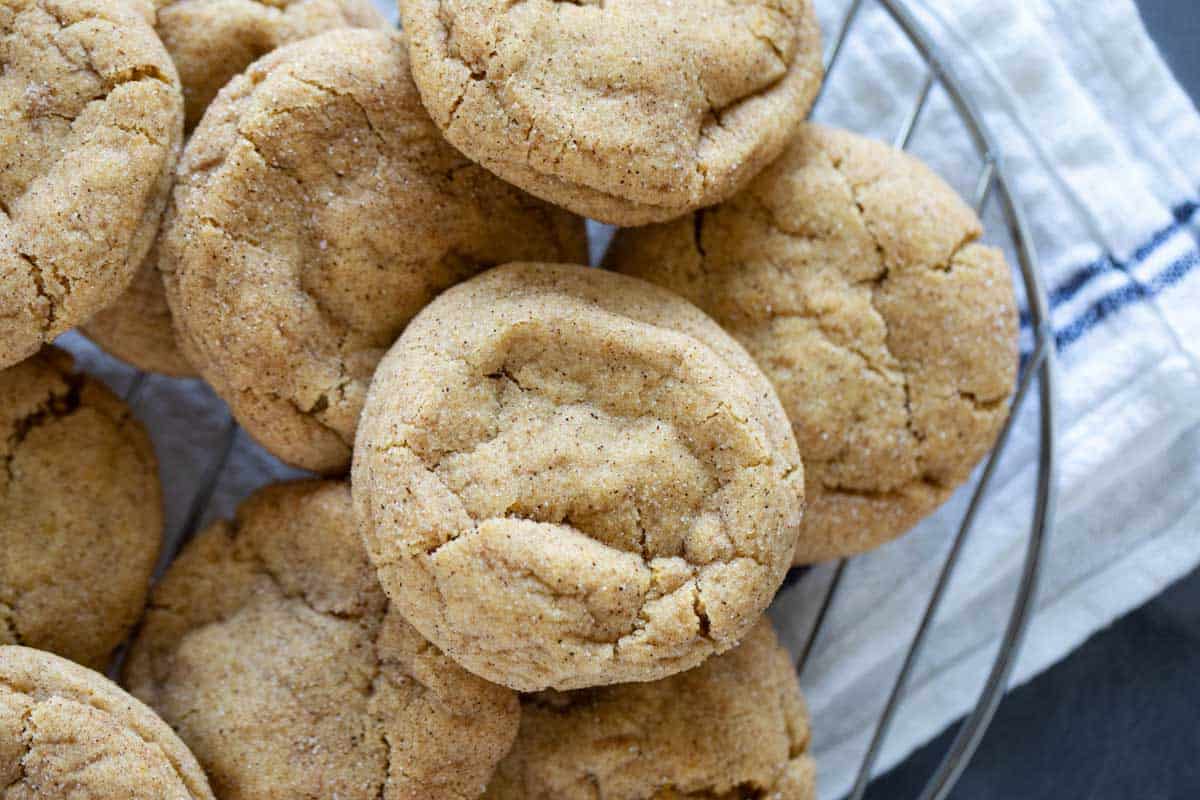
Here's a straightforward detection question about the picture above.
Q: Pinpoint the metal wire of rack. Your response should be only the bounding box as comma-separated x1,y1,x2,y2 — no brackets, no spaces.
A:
793,2,1058,799
102,1,1058,797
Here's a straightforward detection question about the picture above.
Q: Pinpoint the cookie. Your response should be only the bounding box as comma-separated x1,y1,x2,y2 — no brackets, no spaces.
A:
353,263,804,691
0,348,162,670
483,619,816,800
607,123,1019,563
0,646,214,799
400,0,823,226
163,29,588,474
83,0,389,377
0,0,184,370
124,480,520,800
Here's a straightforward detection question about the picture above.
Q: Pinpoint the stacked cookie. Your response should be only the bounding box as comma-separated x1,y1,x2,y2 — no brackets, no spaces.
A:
81,0,394,377
0,0,1020,797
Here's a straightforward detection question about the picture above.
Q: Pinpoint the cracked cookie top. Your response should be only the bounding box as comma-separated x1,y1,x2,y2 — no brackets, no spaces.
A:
353,263,804,691
162,28,588,474
0,348,162,670
399,0,823,226
607,123,1019,563
124,480,520,800
483,619,816,800
0,0,184,370
0,645,214,799
83,0,389,378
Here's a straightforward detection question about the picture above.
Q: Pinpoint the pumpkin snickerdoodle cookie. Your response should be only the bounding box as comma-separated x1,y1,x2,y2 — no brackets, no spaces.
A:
83,0,389,377
124,480,520,800
483,619,816,800
399,0,824,226
0,348,162,670
353,263,804,692
607,123,1019,563
163,29,587,474
0,646,215,799
0,0,183,370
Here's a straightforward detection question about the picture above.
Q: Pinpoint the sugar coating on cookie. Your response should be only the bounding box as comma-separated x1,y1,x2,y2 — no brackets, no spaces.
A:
400,0,824,226
607,123,1019,563
0,0,184,370
84,0,389,377
124,481,520,800
353,263,804,691
0,646,214,799
0,349,162,670
163,29,588,474
483,619,816,800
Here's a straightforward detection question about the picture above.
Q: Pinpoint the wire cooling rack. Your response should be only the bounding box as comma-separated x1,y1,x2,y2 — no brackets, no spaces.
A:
789,2,1059,799
102,2,1058,797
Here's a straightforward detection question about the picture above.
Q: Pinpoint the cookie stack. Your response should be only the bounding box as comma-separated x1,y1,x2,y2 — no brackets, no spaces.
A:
0,1,1020,798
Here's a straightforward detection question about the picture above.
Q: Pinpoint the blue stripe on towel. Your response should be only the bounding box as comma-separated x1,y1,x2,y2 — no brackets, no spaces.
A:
1019,199,1199,355
1054,281,1145,351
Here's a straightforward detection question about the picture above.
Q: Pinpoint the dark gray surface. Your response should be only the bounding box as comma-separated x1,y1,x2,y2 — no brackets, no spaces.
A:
874,566,1200,800
1137,0,1200,95
875,4,1200,798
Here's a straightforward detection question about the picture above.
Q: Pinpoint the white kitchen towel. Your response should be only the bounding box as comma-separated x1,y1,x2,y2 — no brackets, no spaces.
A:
56,1,1200,798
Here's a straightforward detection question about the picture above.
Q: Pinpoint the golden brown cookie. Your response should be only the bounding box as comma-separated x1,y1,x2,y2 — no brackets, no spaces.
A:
0,348,162,670
483,619,816,800
607,123,1019,563
124,480,521,800
0,646,214,799
163,29,588,474
83,0,389,377
0,0,184,370
353,263,804,691
400,0,823,226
